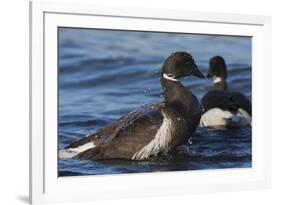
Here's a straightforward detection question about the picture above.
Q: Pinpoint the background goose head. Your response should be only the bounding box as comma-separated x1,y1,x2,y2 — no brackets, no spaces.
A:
161,51,204,88
207,56,228,91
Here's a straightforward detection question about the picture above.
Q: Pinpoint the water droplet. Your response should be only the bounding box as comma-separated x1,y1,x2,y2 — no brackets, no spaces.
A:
188,137,193,145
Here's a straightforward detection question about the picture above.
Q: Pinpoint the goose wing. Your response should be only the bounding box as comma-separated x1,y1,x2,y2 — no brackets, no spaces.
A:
201,90,229,112
201,90,251,116
67,103,165,160
230,92,252,115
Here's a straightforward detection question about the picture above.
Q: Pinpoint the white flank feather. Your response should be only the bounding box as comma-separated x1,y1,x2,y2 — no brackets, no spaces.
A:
59,142,96,159
132,116,173,160
200,107,251,128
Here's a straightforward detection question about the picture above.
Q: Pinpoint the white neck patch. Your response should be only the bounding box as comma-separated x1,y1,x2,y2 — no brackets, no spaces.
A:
163,73,179,82
213,76,222,84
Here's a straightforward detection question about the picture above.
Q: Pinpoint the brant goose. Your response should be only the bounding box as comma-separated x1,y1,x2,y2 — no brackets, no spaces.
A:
59,52,205,160
200,56,252,128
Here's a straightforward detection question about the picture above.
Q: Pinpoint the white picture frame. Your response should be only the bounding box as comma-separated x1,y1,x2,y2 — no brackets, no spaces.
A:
30,1,272,204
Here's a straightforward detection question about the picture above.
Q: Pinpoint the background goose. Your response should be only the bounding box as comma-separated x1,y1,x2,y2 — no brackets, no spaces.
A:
200,56,252,128
59,52,205,161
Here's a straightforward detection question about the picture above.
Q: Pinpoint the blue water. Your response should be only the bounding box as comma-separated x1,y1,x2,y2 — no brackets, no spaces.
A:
58,28,252,176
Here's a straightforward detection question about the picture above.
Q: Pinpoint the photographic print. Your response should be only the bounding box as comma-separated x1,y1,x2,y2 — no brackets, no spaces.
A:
58,27,252,177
